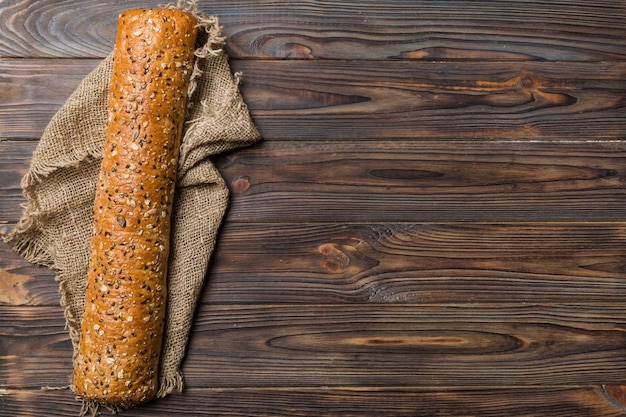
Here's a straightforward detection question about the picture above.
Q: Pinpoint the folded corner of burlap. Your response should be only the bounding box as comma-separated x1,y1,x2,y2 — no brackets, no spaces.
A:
4,1,261,408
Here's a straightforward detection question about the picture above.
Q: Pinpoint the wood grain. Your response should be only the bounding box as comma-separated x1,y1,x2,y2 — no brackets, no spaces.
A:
2,386,626,417
0,140,29,222
4,305,626,389
2,59,625,140
1,0,624,60
218,140,626,222
132,303,626,387
206,222,626,305
3,221,626,307
236,59,626,141
0,240,58,305
0,59,99,140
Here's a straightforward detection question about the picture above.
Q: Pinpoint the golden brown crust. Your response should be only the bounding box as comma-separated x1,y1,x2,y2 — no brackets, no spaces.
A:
72,8,197,407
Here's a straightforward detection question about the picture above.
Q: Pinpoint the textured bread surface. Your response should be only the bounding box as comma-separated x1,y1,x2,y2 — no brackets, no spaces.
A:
72,8,198,407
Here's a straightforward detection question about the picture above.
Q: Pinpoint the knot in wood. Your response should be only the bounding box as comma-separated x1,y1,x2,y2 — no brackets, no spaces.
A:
519,75,535,89
317,243,350,273
232,176,251,194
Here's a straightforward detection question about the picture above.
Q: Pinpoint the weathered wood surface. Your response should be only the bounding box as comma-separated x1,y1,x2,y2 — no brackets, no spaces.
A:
3,387,626,417
1,0,624,60
218,140,626,222
1,0,626,415
2,59,626,140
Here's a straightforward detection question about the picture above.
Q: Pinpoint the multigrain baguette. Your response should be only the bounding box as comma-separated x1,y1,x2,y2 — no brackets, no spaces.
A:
72,8,198,408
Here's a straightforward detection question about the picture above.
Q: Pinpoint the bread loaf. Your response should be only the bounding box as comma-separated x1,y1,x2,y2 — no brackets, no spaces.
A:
72,8,198,407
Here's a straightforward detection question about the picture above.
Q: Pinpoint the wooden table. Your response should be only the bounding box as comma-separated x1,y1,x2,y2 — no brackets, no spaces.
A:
2,1,626,415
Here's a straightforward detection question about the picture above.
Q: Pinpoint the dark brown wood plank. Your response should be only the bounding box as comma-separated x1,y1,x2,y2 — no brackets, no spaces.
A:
2,59,625,141
2,139,626,222
186,304,626,387
1,0,625,60
4,305,626,389
0,59,100,140
0,239,58,306
2,386,626,417
0,140,29,223
0,307,73,389
206,222,626,305
236,59,626,141
4,221,626,307
218,140,626,222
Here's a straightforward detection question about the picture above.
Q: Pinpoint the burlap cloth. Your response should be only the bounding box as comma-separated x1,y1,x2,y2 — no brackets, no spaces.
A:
4,1,260,407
